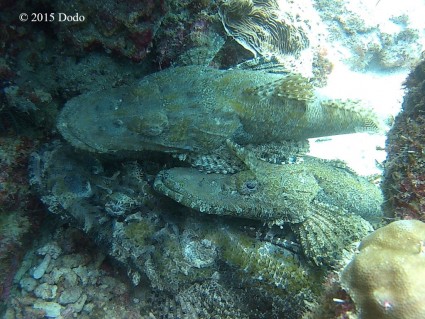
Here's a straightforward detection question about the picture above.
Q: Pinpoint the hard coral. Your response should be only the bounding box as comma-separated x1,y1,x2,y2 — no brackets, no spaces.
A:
341,220,425,319
218,0,310,58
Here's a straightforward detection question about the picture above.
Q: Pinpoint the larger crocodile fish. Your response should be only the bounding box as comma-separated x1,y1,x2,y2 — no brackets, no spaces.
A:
57,65,382,160
154,141,383,266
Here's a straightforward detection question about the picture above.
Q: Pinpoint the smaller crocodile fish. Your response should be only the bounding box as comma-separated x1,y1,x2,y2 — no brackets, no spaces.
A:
154,141,382,266
58,66,383,162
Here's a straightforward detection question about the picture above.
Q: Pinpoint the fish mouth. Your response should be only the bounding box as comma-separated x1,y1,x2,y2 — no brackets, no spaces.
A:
153,167,246,215
153,167,278,222
57,114,103,153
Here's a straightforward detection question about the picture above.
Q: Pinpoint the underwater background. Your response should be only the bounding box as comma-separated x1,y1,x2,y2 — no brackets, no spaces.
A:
1,0,425,318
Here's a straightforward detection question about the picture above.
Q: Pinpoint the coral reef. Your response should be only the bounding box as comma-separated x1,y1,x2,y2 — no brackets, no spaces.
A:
217,0,331,78
341,220,425,319
54,53,147,99
304,271,356,319
2,0,419,318
50,0,225,67
0,7,140,138
218,0,310,57
382,59,425,220
0,210,30,310
51,0,165,62
311,46,334,87
0,9,56,308
153,0,225,68
0,136,43,309
0,137,35,209
155,141,382,266
0,3,60,136
314,0,424,71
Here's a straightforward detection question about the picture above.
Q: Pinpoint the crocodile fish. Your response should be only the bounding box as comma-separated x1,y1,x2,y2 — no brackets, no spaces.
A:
154,141,382,266
58,65,382,167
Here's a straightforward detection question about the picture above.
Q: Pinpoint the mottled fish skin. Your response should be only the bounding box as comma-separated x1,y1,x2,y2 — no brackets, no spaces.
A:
58,66,382,155
154,141,382,265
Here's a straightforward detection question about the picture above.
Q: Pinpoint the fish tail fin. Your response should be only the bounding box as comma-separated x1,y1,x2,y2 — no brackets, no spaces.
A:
318,99,385,133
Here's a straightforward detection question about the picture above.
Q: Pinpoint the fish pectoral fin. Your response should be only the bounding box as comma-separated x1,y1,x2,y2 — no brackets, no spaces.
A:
291,201,373,267
244,74,314,102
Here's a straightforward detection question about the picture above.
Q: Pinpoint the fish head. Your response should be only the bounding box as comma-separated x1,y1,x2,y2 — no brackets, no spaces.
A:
154,143,320,224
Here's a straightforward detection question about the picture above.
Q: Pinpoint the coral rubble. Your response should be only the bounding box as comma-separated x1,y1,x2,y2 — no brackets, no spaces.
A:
4,227,145,319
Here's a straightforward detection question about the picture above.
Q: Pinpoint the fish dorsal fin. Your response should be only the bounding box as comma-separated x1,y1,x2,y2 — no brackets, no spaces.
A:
235,56,291,74
245,74,315,102
226,139,259,172
276,74,315,101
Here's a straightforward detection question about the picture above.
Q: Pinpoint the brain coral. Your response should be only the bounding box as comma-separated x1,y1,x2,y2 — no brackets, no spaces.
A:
341,220,425,319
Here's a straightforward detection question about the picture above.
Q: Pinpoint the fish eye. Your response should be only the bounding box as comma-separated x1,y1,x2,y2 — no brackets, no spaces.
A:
234,171,258,195
245,180,257,190
238,178,258,195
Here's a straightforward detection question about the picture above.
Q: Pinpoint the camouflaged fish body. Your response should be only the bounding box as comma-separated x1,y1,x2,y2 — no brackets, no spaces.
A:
58,66,381,157
154,141,382,265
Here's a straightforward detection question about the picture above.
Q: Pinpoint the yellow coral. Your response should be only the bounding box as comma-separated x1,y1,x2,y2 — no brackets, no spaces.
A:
341,220,425,319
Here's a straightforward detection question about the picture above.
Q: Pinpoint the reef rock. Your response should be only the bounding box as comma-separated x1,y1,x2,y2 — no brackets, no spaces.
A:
383,59,425,220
